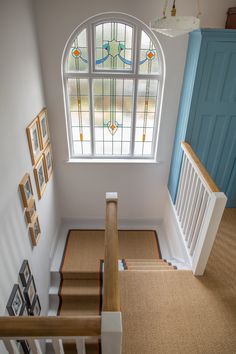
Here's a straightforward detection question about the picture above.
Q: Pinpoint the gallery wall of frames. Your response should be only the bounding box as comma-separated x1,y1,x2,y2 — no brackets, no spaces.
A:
19,108,53,247
6,260,41,354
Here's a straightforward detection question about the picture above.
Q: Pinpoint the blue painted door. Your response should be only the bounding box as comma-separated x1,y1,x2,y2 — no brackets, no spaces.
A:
186,39,236,206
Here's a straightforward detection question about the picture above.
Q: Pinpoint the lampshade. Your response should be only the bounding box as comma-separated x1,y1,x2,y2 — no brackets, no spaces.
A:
150,0,201,38
150,16,200,37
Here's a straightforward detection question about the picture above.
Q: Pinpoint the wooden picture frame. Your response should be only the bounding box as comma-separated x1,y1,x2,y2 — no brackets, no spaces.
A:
30,295,41,316
26,117,41,165
24,276,37,308
6,285,25,316
25,198,37,224
38,108,50,149
29,215,41,246
19,260,31,287
43,144,53,181
19,173,34,208
34,155,47,199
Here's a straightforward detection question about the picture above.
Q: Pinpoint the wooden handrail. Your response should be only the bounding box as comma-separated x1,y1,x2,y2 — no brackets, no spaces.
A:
0,316,101,338
103,193,120,312
181,142,219,193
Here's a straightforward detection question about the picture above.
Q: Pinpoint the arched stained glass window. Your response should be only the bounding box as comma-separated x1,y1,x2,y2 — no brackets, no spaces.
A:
62,13,165,160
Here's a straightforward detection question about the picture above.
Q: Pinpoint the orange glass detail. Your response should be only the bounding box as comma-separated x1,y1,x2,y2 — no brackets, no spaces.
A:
73,49,80,57
80,133,83,141
147,51,154,59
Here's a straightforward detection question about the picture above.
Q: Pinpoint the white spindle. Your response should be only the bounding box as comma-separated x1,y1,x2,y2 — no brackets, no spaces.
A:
176,154,187,213
76,337,86,354
185,176,200,239
52,339,65,354
27,339,43,354
3,340,21,354
189,191,209,256
182,170,196,234
179,159,191,222
187,184,204,247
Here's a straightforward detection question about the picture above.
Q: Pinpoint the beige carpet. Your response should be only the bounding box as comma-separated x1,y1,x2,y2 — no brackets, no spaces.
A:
59,230,160,354
61,230,160,278
120,209,236,354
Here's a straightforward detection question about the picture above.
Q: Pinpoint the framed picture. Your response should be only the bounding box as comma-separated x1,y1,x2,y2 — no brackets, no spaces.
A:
26,117,41,165
19,260,31,287
6,285,25,316
29,215,41,246
20,302,29,316
24,276,37,307
19,174,34,208
34,155,47,199
38,108,50,149
25,198,37,224
30,295,41,316
43,144,53,181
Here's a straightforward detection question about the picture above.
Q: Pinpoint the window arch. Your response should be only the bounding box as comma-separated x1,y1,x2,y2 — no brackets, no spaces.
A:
62,13,165,160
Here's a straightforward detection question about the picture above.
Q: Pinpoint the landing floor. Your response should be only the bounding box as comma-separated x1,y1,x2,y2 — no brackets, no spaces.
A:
121,209,236,354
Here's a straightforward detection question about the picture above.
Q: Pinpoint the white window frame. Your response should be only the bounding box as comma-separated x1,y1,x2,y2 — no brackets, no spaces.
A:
62,12,165,163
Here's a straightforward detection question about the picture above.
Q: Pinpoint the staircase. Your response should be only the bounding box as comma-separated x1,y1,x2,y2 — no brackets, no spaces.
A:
59,274,102,353
123,259,177,271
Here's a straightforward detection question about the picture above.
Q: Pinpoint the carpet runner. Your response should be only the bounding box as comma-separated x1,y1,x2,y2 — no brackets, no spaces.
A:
59,229,164,353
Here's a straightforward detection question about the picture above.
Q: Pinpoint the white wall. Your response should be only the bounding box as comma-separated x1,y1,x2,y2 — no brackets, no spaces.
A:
0,0,60,327
33,0,235,222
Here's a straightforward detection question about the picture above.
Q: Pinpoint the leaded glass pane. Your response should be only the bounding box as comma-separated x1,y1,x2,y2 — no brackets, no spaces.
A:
139,31,160,75
67,29,88,72
134,79,158,156
67,78,91,156
95,22,133,71
93,78,133,155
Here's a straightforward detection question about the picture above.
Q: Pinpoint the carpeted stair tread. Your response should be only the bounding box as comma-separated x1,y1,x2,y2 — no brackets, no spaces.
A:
127,265,175,270
63,340,100,354
125,259,168,265
61,279,100,296
125,258,164,262
62,271,100,280
59,297,100,316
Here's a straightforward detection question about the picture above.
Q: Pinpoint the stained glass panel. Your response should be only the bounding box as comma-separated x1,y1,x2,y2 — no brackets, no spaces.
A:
95,23,133,71
134,79,158,156
93,78,133,155
67,29,88,72
67,78,91,155
139,31,160,75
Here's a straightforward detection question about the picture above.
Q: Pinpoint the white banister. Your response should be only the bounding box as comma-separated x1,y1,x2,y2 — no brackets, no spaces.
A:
174,142,227,275
27,339,43,354
3,340,20,354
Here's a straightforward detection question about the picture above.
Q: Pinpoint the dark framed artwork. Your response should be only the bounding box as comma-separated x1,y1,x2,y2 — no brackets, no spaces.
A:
43,143,53,182
19,260,31,287
24,276,37,308
6,284,25,316
30,295,41,316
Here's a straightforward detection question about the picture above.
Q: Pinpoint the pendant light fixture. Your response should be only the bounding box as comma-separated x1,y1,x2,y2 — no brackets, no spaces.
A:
150,0,201,38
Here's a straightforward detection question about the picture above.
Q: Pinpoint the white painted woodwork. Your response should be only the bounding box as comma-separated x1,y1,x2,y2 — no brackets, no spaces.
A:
52,339,65,354
174,142,227,275
3,340,20,354
26,339,43,354
75,337,86,354
101,312,122,354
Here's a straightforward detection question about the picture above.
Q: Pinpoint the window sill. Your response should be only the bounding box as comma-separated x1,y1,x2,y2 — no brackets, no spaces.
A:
66,158,162,164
